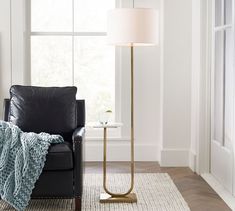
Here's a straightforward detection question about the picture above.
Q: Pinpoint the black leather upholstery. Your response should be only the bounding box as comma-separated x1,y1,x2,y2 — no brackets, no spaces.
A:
44,142,73,171
9,85,77,142
32,171,74,198
3,99,85,130
73,127,85,197
3,86,85,207
3,99,10,122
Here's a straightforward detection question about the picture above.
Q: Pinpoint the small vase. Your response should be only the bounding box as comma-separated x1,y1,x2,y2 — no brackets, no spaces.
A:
99,110,112,125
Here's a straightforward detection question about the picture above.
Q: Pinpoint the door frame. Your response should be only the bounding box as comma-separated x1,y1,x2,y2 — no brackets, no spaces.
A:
195,0,212,175
197,0,235,195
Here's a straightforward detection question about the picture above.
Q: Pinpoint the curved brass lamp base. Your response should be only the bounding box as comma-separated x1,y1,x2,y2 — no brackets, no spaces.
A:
100,193,137,203
100,46,137,204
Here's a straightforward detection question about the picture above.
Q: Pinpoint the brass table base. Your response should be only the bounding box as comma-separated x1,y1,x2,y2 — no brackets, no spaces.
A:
100,193,137,203
99,46,137,204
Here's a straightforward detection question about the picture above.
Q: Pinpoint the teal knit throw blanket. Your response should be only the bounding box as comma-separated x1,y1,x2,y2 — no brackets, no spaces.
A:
0,121,64,210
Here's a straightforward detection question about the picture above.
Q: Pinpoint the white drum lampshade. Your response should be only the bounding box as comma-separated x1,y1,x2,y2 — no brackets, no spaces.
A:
107,8,159,46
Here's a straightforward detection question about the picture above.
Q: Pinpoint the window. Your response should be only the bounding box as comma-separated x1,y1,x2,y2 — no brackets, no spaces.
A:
212,0,234,146
30,0,116,125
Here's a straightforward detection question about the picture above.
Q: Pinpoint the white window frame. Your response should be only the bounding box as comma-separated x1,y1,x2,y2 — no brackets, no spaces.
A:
25,0,132,139
211,0,235,147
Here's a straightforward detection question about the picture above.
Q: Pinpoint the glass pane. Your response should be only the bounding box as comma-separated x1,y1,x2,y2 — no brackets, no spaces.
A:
74,37,115,122
215,0,222,26
213,31,224,143
31,36,73,86
224,28,233,146
74,0,115,32
225,0,232,24
31,0,72,32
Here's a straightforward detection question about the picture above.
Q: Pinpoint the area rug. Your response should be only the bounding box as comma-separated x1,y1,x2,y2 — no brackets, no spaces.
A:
0,173,190,211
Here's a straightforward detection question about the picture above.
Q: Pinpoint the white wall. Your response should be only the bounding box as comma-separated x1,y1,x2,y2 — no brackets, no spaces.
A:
160,0,192,166
190,0,201,171
134,0,161,161
189,0,210,174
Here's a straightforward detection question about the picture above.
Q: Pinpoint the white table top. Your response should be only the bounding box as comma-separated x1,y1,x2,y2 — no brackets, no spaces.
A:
87,122,123,128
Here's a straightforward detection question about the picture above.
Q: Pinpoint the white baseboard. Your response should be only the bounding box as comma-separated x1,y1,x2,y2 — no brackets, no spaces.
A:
85,142,159,161
201,173,235,210
189,150,196,172
159,149,189,166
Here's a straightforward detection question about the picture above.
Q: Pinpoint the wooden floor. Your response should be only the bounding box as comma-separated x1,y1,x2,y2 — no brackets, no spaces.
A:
85,162,231,211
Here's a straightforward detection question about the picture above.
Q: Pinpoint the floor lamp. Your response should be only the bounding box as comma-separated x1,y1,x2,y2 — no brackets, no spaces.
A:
105,8,159,203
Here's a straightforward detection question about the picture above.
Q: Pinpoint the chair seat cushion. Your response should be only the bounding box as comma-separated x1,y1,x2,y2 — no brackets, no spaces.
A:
43,142,73,171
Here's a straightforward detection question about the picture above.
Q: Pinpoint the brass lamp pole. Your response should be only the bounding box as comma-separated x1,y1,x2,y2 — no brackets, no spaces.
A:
100,46,136,203
101,8,159,203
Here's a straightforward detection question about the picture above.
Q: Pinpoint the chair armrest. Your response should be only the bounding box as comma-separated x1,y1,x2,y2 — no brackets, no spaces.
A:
3,99,10,121
72,127,85,197
72,127,85,144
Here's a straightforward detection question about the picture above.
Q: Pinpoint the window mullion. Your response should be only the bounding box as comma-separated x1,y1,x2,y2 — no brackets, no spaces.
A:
30,32,107,36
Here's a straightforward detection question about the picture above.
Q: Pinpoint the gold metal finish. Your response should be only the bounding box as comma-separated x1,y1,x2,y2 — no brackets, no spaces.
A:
100,193,137,203
100,46,136,203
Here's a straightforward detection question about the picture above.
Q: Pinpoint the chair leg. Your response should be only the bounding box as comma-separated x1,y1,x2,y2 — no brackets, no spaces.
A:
75,197,81,211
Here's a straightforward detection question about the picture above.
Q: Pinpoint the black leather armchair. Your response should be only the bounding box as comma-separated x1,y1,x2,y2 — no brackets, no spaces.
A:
2,85,85,211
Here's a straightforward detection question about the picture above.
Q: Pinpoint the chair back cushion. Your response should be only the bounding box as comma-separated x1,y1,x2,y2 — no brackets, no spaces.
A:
9,85,77,141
